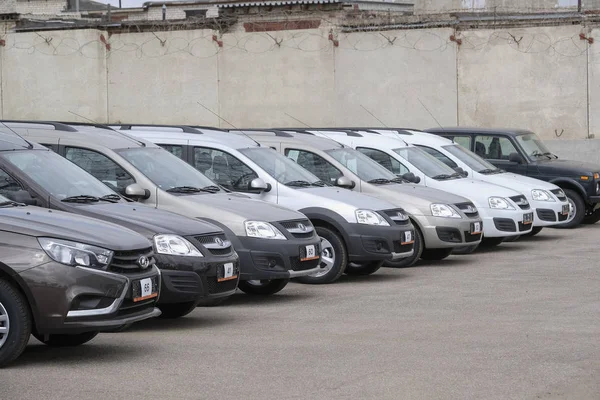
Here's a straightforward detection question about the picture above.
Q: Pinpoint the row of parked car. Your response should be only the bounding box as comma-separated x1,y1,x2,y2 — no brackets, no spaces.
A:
0,121,597,367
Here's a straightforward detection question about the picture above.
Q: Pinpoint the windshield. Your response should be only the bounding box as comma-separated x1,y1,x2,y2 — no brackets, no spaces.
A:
516,133,553,159
239,147,322,186
326,148,398,183
393,147,460,179
116,147,219,192
443,144,499,173
1,150,117,200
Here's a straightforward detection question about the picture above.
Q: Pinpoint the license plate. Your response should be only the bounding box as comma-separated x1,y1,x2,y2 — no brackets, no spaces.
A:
562,205,569,215
471,222,482,234
133,278,158,303
523,212,534,225
218,262,237,282
401,230,414,245
301,244,319,261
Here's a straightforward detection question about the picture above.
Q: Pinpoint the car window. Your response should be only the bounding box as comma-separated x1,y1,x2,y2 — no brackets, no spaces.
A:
65,147,135,195
160,144,184,160
193,147,258,192
286,149,343,184
239,147,321,185
474,136,518,161
451,136,471,149
416,145,458,169
356,147,409,175
0,169,24,198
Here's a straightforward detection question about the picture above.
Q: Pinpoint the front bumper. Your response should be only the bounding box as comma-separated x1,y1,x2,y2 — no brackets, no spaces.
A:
479,208,534,237
19,262,161,334
414,214,483,249
531,200,570,227
155,252,240,305
236,235,323,281
343,222,415,262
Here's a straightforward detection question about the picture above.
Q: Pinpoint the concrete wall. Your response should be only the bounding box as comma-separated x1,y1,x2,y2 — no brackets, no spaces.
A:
415,0,579,14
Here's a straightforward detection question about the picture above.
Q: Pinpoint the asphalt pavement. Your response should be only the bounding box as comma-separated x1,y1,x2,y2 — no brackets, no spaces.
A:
2,226,600,400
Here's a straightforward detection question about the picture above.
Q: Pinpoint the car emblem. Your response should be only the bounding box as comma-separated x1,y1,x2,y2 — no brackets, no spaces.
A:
215,237,225,247
298,223,307,231
137,256,150,269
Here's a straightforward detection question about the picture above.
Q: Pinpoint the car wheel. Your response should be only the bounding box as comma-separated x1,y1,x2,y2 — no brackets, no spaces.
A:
157,301,198,319
582,208,600,224
34,331,99,347
451,244,479,254
295,226,347,284
420,248,453,261
237,279,289,295
480,237,505,247
524,227,543,237
0,279,31,368
554,189,585,229
344,261,383,276
384,224,424,268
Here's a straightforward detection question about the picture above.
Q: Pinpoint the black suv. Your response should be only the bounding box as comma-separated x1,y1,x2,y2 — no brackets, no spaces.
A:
0,192,161,367
428,127,600,228
0,131,240,316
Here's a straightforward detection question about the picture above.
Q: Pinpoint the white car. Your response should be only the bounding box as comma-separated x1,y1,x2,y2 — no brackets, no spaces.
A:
371,129,570,235
296,129,535,245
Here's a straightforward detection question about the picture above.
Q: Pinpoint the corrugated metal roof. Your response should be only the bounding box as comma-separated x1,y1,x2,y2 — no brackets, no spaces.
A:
218,0,339,8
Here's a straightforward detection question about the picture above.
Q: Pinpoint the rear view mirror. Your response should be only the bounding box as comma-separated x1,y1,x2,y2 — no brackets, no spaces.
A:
249,178,271,193
401,172,420,184
455,167,468,177
335,176,355,189
125,183,150,200
509,152,525,164
8,190,39,206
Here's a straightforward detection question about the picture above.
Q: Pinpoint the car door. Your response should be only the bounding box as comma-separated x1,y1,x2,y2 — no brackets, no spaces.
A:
473,134,528,175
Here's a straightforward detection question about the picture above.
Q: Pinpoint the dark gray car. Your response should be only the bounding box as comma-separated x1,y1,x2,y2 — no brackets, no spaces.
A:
0,193,161,368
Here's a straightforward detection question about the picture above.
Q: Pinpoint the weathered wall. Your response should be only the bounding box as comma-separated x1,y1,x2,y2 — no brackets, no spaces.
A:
415,0,580,14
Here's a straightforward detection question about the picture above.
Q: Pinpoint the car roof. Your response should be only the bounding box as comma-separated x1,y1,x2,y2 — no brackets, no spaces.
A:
374,130,456,147
426,127,535,136
1,121,160,150
239,130,343,151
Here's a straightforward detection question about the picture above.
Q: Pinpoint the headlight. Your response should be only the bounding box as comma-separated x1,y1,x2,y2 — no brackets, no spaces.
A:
531,189,554,202
355,209,390,226
154,235,203,257
245,221,287,240
488,197,515,210
430,204,461,218
38,238,113,268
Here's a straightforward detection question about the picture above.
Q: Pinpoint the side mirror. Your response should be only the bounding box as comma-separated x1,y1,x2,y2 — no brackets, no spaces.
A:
509,152,525,164
125,183,150,200
401,172,420,184
335,176,355,189
9,190,39,205
249,178,271,193
455,167,468,177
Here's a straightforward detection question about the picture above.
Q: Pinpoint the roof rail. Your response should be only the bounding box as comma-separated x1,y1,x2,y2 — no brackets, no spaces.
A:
0,120,78,132
231,129,294,138
272,128,364,137
190,126,228,132
114,124,203,134
56,121,115,130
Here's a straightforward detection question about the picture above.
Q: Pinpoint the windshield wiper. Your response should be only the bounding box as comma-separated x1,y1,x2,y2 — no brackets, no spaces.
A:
311,180,330,187
542,152,558,159
0,200,25,207
201,185,221,193
61,195,101,203
285,180,312,187
166,186,203,193
367,178,392,184
100,194,121,203
432,174,454,180
390,177,405,184
478,168,496,174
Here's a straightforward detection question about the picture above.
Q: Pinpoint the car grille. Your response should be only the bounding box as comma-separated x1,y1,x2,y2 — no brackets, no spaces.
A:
550,189,567,201
290,257,320,271
381,209,410,225
493,218,516,232
455,202,479,218
206,276,238,294
279,219,315,239
509,195,530,210
194,234,234,256
536,209,557,222
108,247,155,274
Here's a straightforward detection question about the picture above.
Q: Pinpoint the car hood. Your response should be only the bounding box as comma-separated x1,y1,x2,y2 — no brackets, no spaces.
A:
299,187,397,210
533,159,600,176
480,173,559,192
0,206,151,250
72,202,223,238
434,178,521,207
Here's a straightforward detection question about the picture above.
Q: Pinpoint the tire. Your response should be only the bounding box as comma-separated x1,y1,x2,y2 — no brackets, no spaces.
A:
237,279,289,295
524,227,543,237
384,224,424,268
480,237,505,247
295,226,347,284
157,301,198,319
554,189,585,229
0,279,31,368
344,261,383,276
420,248,453,261
582,208,600,224
451,244,479,255
34,331,98,347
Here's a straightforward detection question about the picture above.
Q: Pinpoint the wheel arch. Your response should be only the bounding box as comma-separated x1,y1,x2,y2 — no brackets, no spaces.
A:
0,264,39,333
549,178,587,201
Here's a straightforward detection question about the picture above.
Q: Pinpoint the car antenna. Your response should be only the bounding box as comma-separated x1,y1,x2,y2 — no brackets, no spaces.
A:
360,105,388,128
0,122,34,149
284,112,347,147
197,102,260,146
417,98,443,129
68,110,147,147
